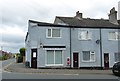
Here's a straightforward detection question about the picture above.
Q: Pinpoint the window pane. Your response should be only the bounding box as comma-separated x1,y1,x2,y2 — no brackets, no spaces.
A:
47,50,54,64
48,29,51,37
81,31,87,39
115,53,118,62
79,31,91,40
88,32,92,39
115,53,120,62
52,29,60,37
117,32,120,40
83,51,90,61
109,32,116,40
91,54,95,61
119,53,120,61
55,50,62,64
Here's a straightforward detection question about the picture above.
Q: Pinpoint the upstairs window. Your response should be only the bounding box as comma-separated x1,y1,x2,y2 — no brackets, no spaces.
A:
108,32,120,40
47,28,61,38
78,31,92,40
117,32,120,40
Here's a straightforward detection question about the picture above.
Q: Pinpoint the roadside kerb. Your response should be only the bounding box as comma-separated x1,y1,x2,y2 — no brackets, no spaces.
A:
4,62,113,75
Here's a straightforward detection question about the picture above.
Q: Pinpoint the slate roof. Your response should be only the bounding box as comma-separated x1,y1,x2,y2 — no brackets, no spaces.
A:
56,16,119,27
29,18,120,29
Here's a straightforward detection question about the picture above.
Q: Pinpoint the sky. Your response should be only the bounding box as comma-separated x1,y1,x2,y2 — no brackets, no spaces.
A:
0,0,120,53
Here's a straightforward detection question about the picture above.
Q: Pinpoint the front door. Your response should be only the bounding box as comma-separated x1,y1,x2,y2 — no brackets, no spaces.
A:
104,53,109,69
31,49,37,68
73,53,79,68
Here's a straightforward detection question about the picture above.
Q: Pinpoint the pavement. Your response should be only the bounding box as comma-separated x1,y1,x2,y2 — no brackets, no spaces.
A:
3,62,113,75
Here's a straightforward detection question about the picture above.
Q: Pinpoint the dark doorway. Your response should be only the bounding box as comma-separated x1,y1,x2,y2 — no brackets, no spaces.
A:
104,53,109,69
73,53,79,68
31,49,37,68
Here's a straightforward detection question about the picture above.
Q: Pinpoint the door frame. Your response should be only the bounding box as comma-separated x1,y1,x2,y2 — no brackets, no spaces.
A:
104,53,109,69
31,48,37,68
73,52,79,68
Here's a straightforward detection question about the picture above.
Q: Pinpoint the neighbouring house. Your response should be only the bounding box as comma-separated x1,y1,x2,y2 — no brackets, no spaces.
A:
0,50,12,59
25,7,120,69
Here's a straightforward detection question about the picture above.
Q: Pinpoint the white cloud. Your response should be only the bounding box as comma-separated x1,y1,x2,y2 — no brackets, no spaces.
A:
2,25,25,37
0,25,26,53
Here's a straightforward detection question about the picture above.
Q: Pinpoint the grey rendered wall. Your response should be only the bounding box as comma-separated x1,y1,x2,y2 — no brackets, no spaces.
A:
71,28,101,67
25,34,32,67
101,29,119,68
27,21,119,68
25,47,31,67
29,25,70,67
25,22,38,67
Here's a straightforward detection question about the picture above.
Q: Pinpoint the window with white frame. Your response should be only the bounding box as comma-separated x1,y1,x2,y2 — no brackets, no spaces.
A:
78,30,92,40
117,32,120,40
47,28,61,38
108,32,120,40
82,51,95,62
46,50,63,65
114,53,120,62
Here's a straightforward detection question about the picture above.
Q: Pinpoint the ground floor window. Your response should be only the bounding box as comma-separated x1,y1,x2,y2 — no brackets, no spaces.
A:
82,51,95,62
46,50,63,65
114,52,120,62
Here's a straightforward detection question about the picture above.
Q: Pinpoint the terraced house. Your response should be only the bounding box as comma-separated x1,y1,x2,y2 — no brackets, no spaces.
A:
25,7,120,69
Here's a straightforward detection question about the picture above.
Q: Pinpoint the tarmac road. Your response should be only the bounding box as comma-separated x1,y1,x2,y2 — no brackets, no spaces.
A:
2,72,119,79
1,58,120,80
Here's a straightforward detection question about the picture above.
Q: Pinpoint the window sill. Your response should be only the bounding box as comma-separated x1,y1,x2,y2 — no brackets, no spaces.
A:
108,39,120,41
78,39,92,41
46,37,62,39
82,61,95,62
45,64,64,66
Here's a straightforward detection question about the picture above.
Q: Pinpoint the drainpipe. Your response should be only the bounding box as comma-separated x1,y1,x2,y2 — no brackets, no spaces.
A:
70,27,72,68
100,28,103,69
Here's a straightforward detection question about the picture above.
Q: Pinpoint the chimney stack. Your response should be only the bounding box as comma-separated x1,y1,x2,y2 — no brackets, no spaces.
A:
118,1,120,20
74,11,83,19
108,7,118,25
